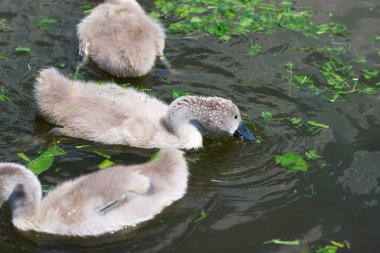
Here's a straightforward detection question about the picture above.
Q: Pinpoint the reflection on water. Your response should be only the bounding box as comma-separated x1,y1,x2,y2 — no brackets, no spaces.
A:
0,0,379,252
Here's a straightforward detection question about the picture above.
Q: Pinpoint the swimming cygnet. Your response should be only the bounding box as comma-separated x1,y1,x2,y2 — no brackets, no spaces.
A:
77,0,165,77
0,149,187,236
34,68,255,149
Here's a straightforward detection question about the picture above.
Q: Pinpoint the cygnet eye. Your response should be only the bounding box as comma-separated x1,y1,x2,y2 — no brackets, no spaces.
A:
234,115,238,119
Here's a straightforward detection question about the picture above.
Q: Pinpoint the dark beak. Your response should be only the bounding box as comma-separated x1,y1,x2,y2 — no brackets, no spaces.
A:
233,122,255,141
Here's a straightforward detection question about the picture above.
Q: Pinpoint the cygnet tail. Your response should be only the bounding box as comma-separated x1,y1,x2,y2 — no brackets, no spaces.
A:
34,67,73,105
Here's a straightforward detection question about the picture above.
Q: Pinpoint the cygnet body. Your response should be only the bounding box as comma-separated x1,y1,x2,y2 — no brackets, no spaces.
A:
0,149,187,236
34,68,255,149
77,0,165,77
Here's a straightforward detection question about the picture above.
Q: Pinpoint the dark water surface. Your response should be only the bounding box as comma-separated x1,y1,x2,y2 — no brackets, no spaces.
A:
0,0,379,252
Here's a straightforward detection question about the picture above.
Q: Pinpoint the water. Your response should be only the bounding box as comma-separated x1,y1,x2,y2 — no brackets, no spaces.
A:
0,0,379,252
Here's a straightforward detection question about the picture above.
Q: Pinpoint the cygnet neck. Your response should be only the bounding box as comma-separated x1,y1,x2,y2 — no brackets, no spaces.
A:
166,96,214,135
2,164,42,226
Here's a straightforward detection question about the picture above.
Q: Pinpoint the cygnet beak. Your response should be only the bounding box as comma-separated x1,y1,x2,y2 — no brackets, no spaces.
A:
233,121,255,141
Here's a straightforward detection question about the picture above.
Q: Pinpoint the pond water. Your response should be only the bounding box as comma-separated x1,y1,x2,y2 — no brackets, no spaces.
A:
0,0,379,252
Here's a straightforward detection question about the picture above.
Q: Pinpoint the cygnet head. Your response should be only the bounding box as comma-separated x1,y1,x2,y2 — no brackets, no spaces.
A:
167,96,255,141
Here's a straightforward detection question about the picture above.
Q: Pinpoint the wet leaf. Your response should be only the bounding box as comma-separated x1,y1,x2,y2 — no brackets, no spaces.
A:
150,151,160,161
307,120,329,129
24,145,66,175
171,90,194,99
305,150,322,160
14,47,31,53
362,69,378,80
261,111,273,121
316,245,338,253
194,209,207,223
98,159,115,169
263,238,301,245
38,18,59,28
0,88,8,102
275,152,308,171
290,118,302,125
17,153,31,162
248,42,262,56
93,150,111,159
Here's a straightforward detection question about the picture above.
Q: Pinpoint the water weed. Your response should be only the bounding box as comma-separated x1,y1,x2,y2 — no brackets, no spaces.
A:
94,150,115,169
17,145,66,175
154,0,346,41
275,152,308,172
0,88,8,102
194,209,207,223
38,18,59,29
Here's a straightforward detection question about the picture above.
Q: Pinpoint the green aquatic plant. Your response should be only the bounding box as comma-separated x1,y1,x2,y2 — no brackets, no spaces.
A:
38,18,59,29
263,238,349,253
248,42,262,56
154,0,346,41
194,209,207,223
0,88,8,102
362,69,378,80
97,159,115,169
275,152,308,172
14,47,31,53
17,145,66,175
307,120,329,135
93,150,115,169
171,90,194,99
285,57,379,102
261,111,273,121
80,5,93,14
263,239,301,246
305,150,322,160
0,18,11,32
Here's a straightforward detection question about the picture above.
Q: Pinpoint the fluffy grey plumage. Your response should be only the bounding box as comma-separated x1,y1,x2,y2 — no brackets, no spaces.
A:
34,68,254,149
77,0,165,77
0,149,188,236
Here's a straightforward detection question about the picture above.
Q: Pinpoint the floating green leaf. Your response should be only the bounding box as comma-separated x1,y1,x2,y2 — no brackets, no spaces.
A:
150,150,160,161
14,47,31,53
362,69,378,80
305,150,322,160
263,238,301,246
171,90,194,99
97,159,115,169
0,88,8,102
17,153,31,162
307,120,329,129
290,117,302,125
261,111,273,121
275,152,308,171
93,150,111,159
38,18,59,29
56,63,66,68
194,208,207,223
18,145,66,175
248,42,262,56
80,5,93,14
316,245,338,253
154,0,346,41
